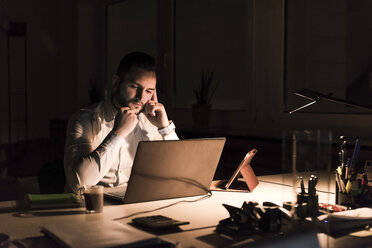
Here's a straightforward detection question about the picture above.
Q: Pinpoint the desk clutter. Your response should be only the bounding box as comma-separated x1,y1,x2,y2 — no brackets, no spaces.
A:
24,193,82,209
335,137,372,208
215,170,370,241
216,201,290,237
317,207,372,234
295,175,319,219
132,215,189,230
215,201,322,247
41,220,178,248
216,201,372,242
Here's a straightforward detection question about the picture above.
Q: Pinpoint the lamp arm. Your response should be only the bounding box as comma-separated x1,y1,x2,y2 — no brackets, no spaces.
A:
289,100,317,114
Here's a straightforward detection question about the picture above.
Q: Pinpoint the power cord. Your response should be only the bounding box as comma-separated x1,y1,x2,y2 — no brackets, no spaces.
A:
113,171,212,221
113,192,212,221
132,170,212,194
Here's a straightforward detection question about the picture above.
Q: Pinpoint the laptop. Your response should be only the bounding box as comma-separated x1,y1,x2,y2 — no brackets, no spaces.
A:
104,137,226,204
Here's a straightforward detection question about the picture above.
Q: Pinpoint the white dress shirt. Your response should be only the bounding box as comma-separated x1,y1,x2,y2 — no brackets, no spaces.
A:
64,100,178,193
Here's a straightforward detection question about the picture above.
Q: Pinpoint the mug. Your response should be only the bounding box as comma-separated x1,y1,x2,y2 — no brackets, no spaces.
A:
80,185,104,213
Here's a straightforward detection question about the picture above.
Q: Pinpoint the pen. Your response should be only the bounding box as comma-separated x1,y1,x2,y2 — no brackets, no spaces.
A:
312,175,318,195
335,173,342,193
339,151,342,167
345,173,357,194
298,176,305,195
337,172,346,193
362,173,368,193
340,136,346,169
308,175,316,195
339,176,346,193
307,175,318,195
350,139,362,173
345,158,351,180
337,166,343,176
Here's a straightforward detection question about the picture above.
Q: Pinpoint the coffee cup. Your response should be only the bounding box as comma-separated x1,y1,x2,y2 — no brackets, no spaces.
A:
80,185,103,213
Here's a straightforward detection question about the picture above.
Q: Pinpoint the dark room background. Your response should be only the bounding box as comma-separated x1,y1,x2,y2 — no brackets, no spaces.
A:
1,0,372,199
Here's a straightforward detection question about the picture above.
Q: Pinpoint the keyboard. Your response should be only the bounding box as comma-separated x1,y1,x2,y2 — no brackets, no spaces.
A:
104,186,127,200
132,215,190,229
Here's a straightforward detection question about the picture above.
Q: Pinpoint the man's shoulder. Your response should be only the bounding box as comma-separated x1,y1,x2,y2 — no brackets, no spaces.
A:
69,102,104,123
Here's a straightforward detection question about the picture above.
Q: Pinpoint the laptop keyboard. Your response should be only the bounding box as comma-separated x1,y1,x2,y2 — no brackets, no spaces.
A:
104,186,127,199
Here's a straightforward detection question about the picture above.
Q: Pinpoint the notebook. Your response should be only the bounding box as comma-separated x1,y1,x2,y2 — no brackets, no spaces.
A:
25,193,82,209
41,220,174,248
210,148,259,192
105,137,226,204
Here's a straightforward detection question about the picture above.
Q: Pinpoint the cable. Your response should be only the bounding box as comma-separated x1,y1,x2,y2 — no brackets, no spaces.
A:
112,170,213,221
113,192,212,221
132,170,212,195
258,179,335,194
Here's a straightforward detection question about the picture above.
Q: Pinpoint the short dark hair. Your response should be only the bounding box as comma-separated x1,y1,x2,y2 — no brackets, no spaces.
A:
116,52,156,80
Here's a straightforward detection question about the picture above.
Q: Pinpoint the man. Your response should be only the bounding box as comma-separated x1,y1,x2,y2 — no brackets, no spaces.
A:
64,52,178,193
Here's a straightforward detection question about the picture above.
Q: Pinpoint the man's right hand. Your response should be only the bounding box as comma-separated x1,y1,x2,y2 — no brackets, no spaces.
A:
113,107,138,138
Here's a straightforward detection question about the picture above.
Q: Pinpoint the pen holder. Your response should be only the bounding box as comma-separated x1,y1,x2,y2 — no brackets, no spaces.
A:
336,192,355,208
297,193,318,218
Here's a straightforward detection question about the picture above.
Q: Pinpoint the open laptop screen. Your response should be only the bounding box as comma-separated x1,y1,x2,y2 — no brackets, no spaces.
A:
105,137,226,204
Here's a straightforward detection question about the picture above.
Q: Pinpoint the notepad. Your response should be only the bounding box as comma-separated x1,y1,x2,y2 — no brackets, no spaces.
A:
25,193,82,209
41,221,171,248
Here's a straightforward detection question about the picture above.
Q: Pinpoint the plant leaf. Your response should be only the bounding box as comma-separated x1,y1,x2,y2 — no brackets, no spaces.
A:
193,88,200,103
194,67,220,104
207,80,221,104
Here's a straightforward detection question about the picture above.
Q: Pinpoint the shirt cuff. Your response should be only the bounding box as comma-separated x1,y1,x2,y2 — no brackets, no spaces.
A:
158,121,176,136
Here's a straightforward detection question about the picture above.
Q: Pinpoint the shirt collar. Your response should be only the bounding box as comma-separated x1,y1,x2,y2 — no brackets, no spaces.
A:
103,99,116,122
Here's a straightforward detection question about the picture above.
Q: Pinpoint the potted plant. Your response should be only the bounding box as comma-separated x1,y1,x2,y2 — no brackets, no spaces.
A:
192,68,220,129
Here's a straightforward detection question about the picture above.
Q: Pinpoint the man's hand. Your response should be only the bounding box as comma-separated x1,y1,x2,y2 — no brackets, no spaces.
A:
144,91,169,129
113,107,138,138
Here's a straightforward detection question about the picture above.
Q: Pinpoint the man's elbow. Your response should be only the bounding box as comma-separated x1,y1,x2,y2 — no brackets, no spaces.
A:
65,156,103,193
65,170,83,193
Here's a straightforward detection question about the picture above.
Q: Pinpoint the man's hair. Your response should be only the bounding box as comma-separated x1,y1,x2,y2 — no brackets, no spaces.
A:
116,52,156,80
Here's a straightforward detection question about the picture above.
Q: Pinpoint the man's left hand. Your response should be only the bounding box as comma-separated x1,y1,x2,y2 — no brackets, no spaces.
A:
144,91,169,129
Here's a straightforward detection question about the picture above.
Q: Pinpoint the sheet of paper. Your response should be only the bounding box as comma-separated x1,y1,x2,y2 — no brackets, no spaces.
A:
317,208,372,234
318,208,372,221
42,220,162,248
350,230,372,238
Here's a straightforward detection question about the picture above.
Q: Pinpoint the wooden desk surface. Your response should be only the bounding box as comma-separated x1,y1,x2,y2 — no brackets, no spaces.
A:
258,170,336,194
0,175,364,248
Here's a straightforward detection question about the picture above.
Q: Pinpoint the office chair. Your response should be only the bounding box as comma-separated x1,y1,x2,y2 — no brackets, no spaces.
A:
38,159,66,193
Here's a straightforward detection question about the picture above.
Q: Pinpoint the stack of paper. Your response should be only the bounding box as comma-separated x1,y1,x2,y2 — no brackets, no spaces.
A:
318,208,372,233
41,220,174,248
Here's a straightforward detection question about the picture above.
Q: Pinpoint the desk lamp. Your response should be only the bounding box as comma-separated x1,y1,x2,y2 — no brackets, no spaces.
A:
289,89,372,114
288,89,372,214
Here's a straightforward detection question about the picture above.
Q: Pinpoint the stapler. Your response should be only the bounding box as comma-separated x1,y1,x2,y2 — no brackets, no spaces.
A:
216,201,285,237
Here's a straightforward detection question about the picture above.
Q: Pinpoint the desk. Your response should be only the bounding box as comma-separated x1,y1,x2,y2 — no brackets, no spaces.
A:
0,176,369,248
258,171,336,194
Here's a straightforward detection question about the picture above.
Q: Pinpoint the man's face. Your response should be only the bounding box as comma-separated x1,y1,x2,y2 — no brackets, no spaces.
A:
114,67,156,114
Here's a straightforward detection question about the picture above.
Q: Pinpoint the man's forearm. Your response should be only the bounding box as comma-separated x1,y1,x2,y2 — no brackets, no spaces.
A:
64,131,125,193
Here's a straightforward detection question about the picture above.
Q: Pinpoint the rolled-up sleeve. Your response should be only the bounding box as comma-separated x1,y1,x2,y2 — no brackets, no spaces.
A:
64,113,125,193
157,121,179,140
161,129,179,140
